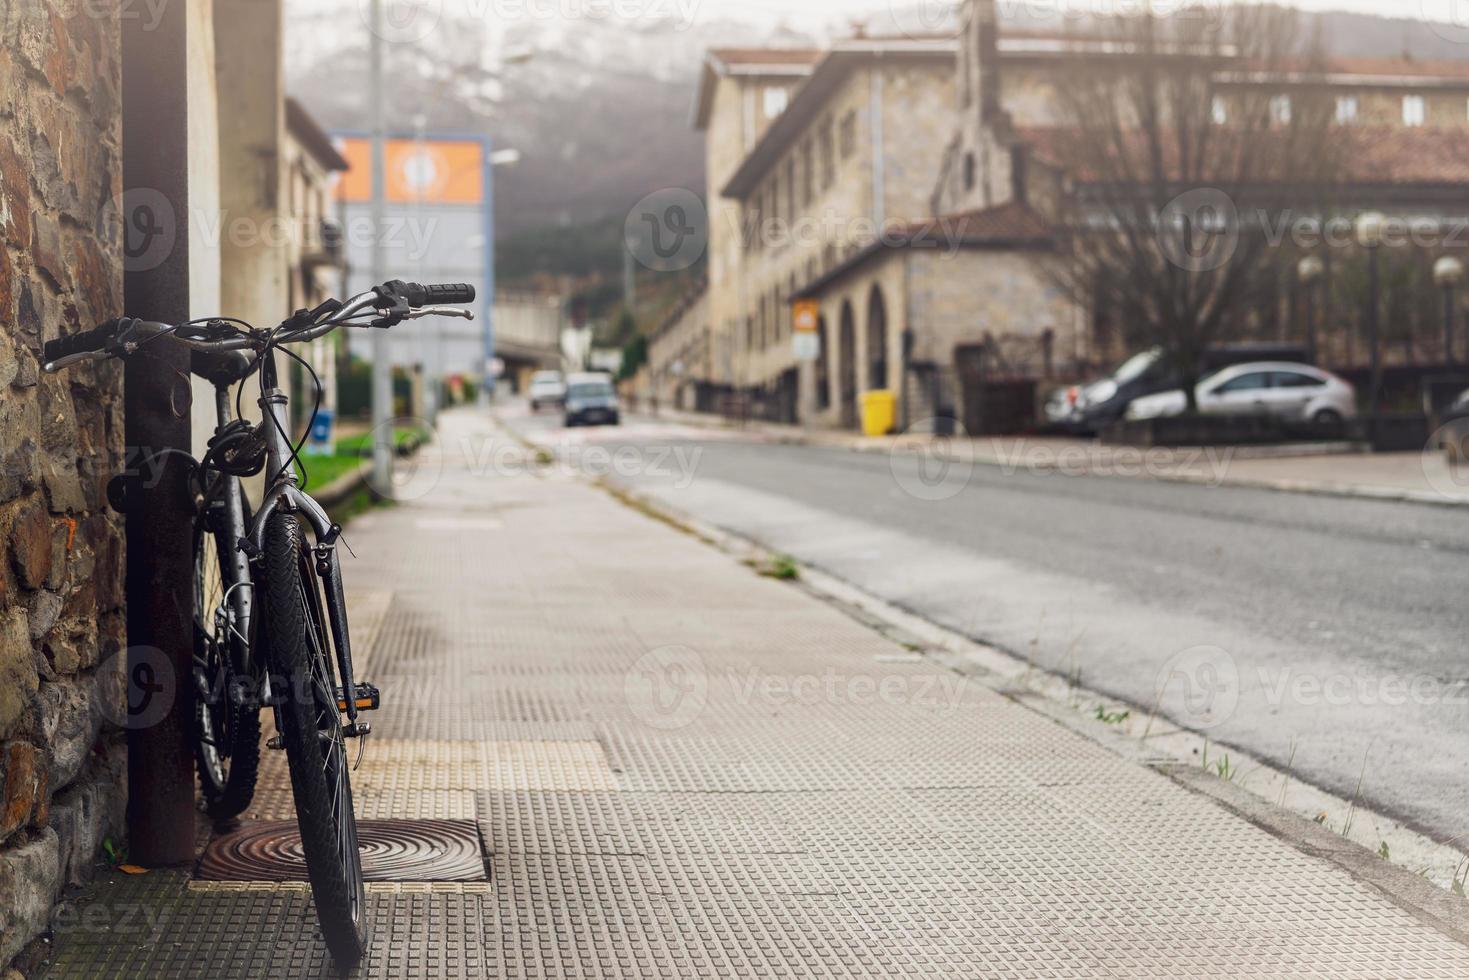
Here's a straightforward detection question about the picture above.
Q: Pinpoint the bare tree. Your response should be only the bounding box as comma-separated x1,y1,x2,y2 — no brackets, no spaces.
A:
1038,4,1346,409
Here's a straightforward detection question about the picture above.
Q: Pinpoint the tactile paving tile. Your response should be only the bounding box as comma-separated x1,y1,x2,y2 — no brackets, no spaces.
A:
246,738,614,822
43,870,494,980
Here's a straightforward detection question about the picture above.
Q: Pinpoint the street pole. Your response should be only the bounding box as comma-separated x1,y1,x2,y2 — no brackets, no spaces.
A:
1366,244,1381,442
411,114,438,427
1445,284,1456,369
479,139,497,408
369,0,393,489
121,0,196,865
1304,285,1316,365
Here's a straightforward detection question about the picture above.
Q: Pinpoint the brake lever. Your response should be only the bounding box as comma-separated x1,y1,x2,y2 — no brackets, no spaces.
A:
405,307,474,321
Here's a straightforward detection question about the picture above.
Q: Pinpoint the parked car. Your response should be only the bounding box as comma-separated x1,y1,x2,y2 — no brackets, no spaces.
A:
1053,343,1313,433
528,370,566,411
1125,363,1356,423
564,372,621,427
1440,388,1469,467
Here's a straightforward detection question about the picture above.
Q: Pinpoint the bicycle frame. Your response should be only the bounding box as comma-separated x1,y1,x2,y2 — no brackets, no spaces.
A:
246,354,363,729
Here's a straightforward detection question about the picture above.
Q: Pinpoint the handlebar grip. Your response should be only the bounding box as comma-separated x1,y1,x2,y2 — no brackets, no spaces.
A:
43,319,126,364
383,280,476,307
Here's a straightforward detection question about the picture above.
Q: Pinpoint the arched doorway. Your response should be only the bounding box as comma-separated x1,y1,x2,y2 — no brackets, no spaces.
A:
815,314,831,411
838,301,857,429
866,284,888,390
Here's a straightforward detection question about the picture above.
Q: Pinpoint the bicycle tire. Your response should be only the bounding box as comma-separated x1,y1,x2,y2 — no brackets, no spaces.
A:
260,511,369,968
192,499,261,820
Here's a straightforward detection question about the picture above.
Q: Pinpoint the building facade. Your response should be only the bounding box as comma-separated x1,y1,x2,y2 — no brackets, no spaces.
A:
656,1,1469,434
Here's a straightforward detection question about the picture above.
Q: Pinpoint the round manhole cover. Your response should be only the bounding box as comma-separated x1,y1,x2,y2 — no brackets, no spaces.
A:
196,819,485,882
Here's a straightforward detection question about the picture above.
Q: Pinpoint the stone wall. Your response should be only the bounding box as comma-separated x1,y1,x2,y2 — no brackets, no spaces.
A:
0,2,129,970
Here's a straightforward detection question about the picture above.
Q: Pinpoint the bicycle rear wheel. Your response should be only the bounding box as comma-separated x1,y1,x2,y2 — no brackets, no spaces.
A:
193,502,261,819
260,511,368,968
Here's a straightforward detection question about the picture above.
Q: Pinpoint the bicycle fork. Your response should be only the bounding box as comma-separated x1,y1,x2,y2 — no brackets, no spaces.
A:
250,383,373,749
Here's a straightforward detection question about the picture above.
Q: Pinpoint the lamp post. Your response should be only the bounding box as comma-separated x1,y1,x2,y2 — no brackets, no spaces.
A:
1434,255,1465,368
1356,212,1386,442
1296,255,1324,363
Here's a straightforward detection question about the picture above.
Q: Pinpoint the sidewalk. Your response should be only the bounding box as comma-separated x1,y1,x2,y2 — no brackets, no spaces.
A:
41,409,1469,977
643,406,1469,505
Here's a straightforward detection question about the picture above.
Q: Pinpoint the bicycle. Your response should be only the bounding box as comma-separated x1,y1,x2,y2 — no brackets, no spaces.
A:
44,280,476,969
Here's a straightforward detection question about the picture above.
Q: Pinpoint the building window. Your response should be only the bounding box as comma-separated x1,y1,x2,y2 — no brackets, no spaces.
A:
1211,96,1227,125
1404,94,1426,127
839,110,857,159
763,86,788,119
820,118,836,188
801,140,815,206
1335,95,1359,125
1269,95,1292,126
963,152,976,192
785,159,796,227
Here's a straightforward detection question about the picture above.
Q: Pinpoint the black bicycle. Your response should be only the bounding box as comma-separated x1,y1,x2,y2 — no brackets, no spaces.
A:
44,280,475,969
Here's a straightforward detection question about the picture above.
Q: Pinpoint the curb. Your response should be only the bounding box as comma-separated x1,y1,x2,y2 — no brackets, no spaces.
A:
596,474,1469,946
637,410,1469,509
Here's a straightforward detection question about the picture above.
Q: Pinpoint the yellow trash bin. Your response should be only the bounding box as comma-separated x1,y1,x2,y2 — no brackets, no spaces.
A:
859,389,896,437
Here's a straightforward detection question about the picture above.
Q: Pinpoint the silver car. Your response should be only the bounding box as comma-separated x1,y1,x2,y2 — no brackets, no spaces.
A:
1126,363,1357,424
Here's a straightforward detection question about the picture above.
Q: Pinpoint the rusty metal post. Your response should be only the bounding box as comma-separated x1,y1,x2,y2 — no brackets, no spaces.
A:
122,0,197,865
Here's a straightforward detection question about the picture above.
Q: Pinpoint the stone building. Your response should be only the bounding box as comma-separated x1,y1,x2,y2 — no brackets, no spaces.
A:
283,97,350,433
1,3,129,967
656,1,1469,433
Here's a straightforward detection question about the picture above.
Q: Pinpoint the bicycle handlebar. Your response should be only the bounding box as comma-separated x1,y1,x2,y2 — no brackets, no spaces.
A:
43,318,128,365
381,280,475,307
42,280,476,374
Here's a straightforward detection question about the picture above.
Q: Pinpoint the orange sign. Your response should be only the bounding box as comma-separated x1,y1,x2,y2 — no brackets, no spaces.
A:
336,138,485,205
792,300,819,333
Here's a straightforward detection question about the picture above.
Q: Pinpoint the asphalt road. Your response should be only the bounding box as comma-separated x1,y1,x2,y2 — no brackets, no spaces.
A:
507,407,1469,843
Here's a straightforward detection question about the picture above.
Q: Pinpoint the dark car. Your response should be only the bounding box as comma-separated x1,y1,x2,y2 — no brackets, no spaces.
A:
564,373,621,427
1440,389,1469,467
1057,343,1313,434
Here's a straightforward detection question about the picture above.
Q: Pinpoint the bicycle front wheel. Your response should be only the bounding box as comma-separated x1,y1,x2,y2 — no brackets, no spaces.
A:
260,511,369,969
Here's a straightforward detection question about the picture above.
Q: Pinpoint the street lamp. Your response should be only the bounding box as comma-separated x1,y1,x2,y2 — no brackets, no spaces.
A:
1356,211,1387,441
1433,255,1464,367
1296,255,1324,363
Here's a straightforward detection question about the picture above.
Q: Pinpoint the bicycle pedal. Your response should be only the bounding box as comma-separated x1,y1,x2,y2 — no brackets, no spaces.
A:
336,682,380,713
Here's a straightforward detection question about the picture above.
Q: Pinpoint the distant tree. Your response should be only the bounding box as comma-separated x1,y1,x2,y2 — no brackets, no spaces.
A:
1039,5,1347,409
619,334,648,382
